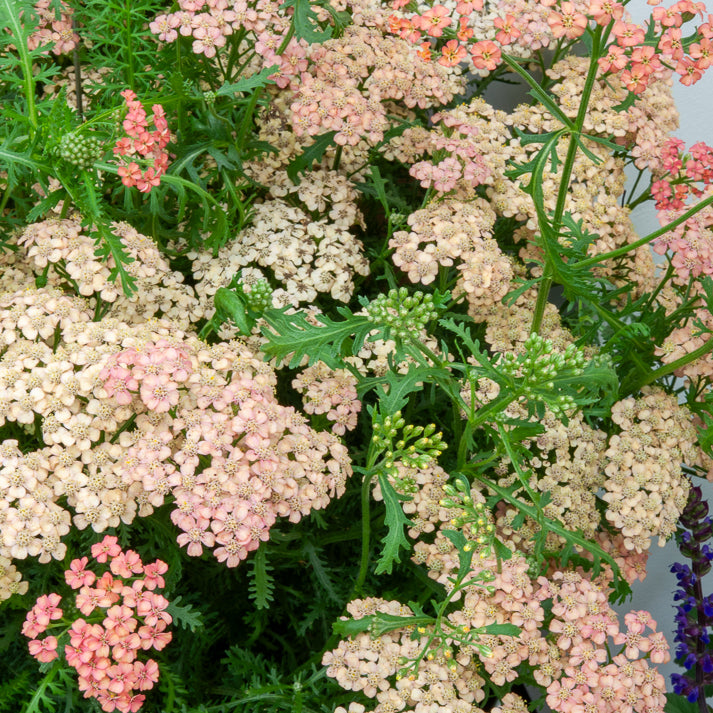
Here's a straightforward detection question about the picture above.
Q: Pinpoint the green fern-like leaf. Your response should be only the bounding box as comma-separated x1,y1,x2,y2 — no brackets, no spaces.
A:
301,540,341,604
260,306,372,369
167,595,205,633
248,547,275,610
374,471,413,575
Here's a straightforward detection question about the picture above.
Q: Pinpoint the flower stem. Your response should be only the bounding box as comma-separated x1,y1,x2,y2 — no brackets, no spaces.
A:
623,337,713,395
574,193,713,270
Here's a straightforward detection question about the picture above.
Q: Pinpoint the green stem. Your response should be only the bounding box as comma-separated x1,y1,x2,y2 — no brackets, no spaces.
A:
642,261,675,312
224,28,247,80
176,42,185,136
2,0,37,129
623,167,644,207
354,469,374,596
624,337,713,395
529,264,554,338
574,193,713,269
529,28,603,334
124,0,135,90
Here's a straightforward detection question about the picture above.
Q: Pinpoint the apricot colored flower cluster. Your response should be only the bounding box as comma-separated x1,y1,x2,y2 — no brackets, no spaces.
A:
339,474,668,713
325,563,669,713
27,0,79,56
292,362,361,435
389,196,513,320
22,535,171,713
290,25,464,146
113,90,170,193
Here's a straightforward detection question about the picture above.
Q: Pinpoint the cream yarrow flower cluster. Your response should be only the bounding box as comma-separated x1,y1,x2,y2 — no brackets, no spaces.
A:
602,388,696,551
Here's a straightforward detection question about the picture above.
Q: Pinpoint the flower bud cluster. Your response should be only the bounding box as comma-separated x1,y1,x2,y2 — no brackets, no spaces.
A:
365,288,439,341
503,334,585,378
372,410,446,473
58,132,105,170
440,479,496,553
242,278,272,312
497,334,586,417
21,535,172,713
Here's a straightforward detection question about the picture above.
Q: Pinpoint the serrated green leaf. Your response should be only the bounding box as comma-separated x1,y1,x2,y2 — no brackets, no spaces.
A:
481,623,521,637
167,595,205,632
215,64,279,96
302,540,341,604
374,471,413,575
286,131,337,185
248,547,275,610
260,306,372,369
281,0,332,42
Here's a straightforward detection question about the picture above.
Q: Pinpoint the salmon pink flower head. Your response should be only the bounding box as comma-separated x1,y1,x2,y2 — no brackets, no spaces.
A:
113,91,171,193
28,636,59,662
547,2,588,40
417,4,452,37
23,541,172,712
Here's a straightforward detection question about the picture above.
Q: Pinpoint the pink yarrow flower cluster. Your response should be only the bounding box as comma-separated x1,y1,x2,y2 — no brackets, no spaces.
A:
22,536,171,713
149,0,306,88
649,138,713,283
26,0,79,56
99,340,192,412
113,90,170,193
409,109,492,195
98,340,352,568
596,0,712,93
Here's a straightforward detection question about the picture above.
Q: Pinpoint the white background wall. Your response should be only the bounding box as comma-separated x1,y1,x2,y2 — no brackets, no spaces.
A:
616,0,713,688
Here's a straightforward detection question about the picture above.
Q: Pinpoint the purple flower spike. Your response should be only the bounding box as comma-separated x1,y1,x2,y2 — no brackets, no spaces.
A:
670,480,713,710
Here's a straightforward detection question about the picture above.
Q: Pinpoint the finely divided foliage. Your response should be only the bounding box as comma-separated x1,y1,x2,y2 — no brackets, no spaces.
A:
2,0,713,712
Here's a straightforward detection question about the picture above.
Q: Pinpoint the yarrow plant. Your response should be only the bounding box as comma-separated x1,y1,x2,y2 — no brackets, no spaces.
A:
21,536,172,713
3,0,713,711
